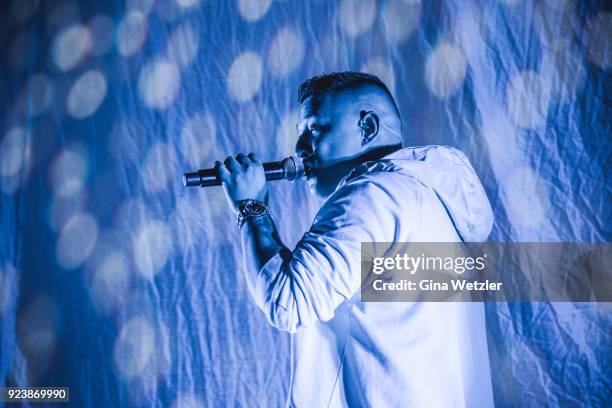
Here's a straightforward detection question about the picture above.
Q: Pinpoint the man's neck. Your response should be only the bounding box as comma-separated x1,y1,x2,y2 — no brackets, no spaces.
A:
318,144,403,199
356,143,403,165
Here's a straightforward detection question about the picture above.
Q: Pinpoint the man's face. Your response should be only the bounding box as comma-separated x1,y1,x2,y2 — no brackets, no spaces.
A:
295,93,363,199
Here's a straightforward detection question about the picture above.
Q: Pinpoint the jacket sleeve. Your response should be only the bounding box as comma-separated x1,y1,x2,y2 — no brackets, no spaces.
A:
247,177,404,333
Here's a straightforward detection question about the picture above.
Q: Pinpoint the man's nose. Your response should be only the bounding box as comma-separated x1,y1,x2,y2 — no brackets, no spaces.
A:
295,134,313,159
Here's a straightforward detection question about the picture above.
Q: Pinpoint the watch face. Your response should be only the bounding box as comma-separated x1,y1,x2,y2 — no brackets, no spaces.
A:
242,200,266,216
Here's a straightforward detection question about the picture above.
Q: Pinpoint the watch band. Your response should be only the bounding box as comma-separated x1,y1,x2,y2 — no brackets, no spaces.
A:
236,199,270,229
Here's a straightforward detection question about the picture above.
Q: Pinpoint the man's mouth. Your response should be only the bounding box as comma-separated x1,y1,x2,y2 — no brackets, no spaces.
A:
302,155,317,180
304,166,316,181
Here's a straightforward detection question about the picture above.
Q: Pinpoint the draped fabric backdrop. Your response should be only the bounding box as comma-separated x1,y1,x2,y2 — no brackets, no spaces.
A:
0,0,610,406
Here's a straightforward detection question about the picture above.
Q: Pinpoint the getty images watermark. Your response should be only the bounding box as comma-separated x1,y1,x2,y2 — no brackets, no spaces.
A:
360,242,612,302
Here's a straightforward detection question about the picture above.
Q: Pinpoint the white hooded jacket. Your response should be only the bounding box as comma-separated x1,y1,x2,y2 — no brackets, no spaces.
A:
247,145,495,407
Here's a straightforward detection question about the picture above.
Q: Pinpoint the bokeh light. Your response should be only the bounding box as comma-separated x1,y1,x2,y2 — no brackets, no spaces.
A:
381,0,421,44
67,70,108,119
113,316,155,379
49,145,88,198
117,11,148,57
361,57,396,95
180,110,217,168
267,27,304,78
0,127,31,179
142,142,179,193
275,109,299,158
425,42,467,99
166,22,199,69
48,192,85,232
56,213,99,270
126,0,156,15
226,51,263,102
85,229,133,314
500,164,549,234
23,73,55,117
453,9,483,65
133,220,172,279
88,249,131,314
17,295,57,383
506,70,551,129
176,0,200,9
171,394,205,408
338,0,377,38
88,14,115,57
51,24,92,71
1,126,31,191
237,0,272,23
138,60,181,110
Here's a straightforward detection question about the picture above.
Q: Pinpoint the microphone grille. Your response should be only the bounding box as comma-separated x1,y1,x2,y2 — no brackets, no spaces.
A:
281,156,304,182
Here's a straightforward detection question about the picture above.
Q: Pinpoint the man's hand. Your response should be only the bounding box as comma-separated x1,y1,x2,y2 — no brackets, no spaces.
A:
216,153,269,214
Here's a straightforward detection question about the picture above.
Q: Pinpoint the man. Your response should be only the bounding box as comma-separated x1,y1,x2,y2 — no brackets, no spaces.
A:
215,72,494,407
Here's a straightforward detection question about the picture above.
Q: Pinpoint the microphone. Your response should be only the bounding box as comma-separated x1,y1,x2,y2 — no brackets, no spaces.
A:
183,156,305,187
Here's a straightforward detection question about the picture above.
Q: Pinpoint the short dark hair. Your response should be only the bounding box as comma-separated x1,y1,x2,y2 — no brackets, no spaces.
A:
297,71,395,105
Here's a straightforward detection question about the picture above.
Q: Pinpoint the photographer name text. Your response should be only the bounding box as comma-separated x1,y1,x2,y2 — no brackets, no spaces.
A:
372,279,502,292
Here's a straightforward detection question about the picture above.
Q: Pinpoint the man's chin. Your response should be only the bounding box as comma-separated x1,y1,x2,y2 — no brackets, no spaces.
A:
306,178,317,193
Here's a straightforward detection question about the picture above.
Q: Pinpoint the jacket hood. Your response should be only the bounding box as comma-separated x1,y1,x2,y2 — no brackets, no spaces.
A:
389,145,494,241
344,145,494,242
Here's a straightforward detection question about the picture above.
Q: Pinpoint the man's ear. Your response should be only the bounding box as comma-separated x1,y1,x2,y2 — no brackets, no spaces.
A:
359,110,380,146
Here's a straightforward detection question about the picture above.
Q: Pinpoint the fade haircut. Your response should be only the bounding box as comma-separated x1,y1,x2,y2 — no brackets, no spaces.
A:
297,72,400,117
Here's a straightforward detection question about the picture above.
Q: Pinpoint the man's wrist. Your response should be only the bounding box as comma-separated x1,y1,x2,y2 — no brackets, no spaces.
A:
236,199,270,229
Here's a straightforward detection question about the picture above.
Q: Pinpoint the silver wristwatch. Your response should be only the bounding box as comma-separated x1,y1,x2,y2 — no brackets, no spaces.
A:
236,199,270,228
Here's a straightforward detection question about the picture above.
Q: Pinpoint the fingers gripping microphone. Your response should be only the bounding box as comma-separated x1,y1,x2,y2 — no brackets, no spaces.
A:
183,156,305,187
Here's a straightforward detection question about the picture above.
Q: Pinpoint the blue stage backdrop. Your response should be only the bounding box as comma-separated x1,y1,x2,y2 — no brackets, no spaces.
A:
0,0,610,406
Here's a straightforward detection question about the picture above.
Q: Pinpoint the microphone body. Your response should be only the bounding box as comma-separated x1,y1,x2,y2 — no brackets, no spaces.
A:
183,156,304,187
